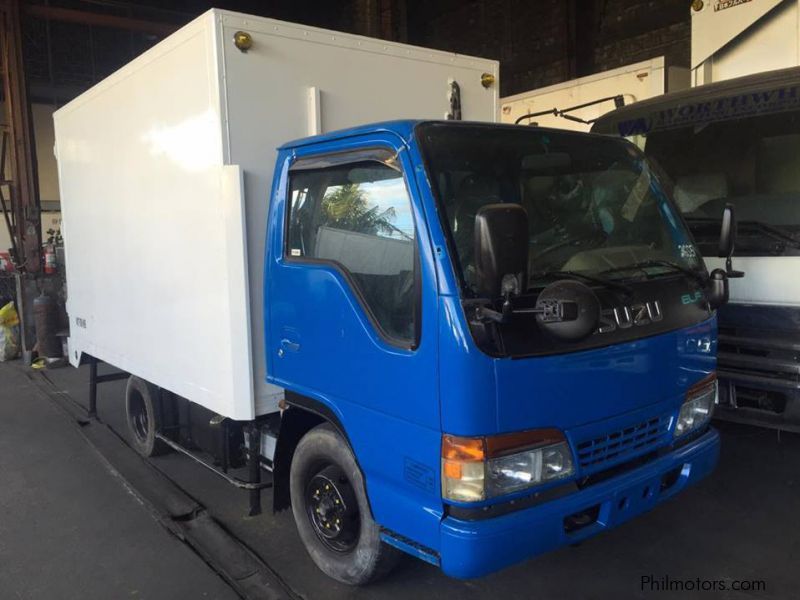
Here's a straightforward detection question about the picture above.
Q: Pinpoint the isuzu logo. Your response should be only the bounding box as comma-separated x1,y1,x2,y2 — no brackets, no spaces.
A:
597,301,663,334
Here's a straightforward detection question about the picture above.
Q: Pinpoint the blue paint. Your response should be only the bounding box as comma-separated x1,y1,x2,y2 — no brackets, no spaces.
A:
263,121,720,579
439,429,719,578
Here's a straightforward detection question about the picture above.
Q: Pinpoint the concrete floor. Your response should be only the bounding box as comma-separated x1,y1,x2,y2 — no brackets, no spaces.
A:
3,361,799,599
0,363,239,600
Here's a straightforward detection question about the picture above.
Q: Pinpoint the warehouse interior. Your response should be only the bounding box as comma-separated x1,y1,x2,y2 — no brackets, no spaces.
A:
1,1,798,598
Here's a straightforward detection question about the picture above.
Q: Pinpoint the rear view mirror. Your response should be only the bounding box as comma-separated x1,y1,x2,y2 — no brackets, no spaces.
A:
474,204,529,299
718,203,744,279
718,203,736,259
707,269,729,309
707,203,744,310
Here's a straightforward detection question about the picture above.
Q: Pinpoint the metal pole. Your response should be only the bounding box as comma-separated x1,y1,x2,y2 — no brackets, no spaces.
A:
88,356,98,419
0,0,42,274
248,425,262,516
0,186,19,261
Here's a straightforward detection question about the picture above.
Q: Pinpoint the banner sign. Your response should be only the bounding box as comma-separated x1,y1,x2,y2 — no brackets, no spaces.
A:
616,84,800,136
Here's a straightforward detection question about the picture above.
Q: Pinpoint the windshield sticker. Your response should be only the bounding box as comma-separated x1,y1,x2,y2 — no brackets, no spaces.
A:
715,0,752,11
621,168,650,221
679,244,697,259
617,85,800,136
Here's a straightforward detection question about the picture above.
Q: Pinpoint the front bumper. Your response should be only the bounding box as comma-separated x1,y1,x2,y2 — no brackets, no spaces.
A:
439,427,720,579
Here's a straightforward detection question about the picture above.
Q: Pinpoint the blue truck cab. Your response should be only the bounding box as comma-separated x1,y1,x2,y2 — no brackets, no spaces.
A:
264,120,723,584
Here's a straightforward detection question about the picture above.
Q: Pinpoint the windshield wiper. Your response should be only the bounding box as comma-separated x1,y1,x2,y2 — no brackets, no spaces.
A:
599,259,707,286
529,269,633,296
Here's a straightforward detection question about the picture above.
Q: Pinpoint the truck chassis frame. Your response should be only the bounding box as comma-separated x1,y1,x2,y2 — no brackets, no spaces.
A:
86,355,272,516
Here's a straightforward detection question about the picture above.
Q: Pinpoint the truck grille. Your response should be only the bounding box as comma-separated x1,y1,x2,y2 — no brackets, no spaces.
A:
718,333,800,391
716,332,800,418
576,414,671,473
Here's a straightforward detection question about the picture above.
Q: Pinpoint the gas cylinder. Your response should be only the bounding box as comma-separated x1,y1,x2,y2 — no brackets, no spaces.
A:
33,293,61,358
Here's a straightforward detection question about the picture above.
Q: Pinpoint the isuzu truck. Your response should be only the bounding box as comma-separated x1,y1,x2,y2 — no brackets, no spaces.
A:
56,9,731,585
593,67,800,431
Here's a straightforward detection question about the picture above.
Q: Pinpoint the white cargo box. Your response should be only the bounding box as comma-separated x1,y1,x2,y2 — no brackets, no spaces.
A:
55,9,498,420
500,57,687,131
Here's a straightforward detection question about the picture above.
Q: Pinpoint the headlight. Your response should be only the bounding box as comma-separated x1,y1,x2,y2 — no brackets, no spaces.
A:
674,374,717,438
442,429,574,502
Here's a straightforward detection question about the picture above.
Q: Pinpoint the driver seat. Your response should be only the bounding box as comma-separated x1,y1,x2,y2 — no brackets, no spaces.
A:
452,174,502,278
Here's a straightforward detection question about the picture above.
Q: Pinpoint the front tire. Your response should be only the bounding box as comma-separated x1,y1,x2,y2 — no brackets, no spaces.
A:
290,423,400,585
125,376,167,457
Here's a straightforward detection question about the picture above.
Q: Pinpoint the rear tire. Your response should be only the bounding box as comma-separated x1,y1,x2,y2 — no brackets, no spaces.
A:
290,423,401,585
125,376,167,457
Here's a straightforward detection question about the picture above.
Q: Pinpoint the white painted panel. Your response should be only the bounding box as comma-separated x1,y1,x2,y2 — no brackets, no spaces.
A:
499,58,673,131
691,0,785,70
702,0,799,84
705,256,800,306
55,14,255,419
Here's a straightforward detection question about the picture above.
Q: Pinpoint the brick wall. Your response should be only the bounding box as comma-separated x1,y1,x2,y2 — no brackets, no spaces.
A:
405,0,691,97
592,0,690,74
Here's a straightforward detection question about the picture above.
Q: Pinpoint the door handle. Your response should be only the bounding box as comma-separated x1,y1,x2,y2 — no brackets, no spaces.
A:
278,338,301,357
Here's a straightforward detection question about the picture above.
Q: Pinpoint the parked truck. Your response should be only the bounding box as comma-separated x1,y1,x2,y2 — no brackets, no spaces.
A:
591,0,800,431
689,0,799,86
593,66,800,431
56,9,731,585
500,57,689,131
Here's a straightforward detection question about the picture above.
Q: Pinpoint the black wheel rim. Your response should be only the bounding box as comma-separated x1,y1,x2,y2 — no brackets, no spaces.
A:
305,464,360,553
128,390,149,443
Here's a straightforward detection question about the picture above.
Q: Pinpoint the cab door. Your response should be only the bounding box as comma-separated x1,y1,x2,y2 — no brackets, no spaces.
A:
265,132,442,540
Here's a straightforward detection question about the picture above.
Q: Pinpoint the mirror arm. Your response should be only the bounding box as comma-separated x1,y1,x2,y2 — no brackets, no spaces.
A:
725,256,745,279
470,298,579,324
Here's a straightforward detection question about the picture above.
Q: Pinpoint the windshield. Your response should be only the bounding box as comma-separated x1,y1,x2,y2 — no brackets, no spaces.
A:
635,109,800,257
417,123,703,296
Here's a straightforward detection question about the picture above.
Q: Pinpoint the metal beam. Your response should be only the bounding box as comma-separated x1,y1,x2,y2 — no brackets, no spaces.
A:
1,0,40,273
23,4,179,37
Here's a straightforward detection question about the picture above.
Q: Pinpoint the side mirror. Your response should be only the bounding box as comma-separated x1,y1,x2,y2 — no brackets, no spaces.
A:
707,268,729,309
718,203,735,259
474,204,529,299
719,203,744,278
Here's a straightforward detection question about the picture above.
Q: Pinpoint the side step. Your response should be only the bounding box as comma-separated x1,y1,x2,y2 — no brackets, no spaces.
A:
155,433,273,491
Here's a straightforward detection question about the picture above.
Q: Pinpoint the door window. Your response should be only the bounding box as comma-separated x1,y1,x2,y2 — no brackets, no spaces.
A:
286,155,417,345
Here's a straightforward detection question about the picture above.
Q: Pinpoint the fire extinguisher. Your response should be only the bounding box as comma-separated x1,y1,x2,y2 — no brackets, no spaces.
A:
44,244,56,275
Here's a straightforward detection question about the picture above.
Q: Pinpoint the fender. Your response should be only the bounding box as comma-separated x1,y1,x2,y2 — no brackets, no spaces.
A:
272,391,364,513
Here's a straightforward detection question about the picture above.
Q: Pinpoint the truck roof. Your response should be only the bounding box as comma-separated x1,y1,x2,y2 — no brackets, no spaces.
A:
592,65,800,136
279,119,614,150
278,120,419,149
